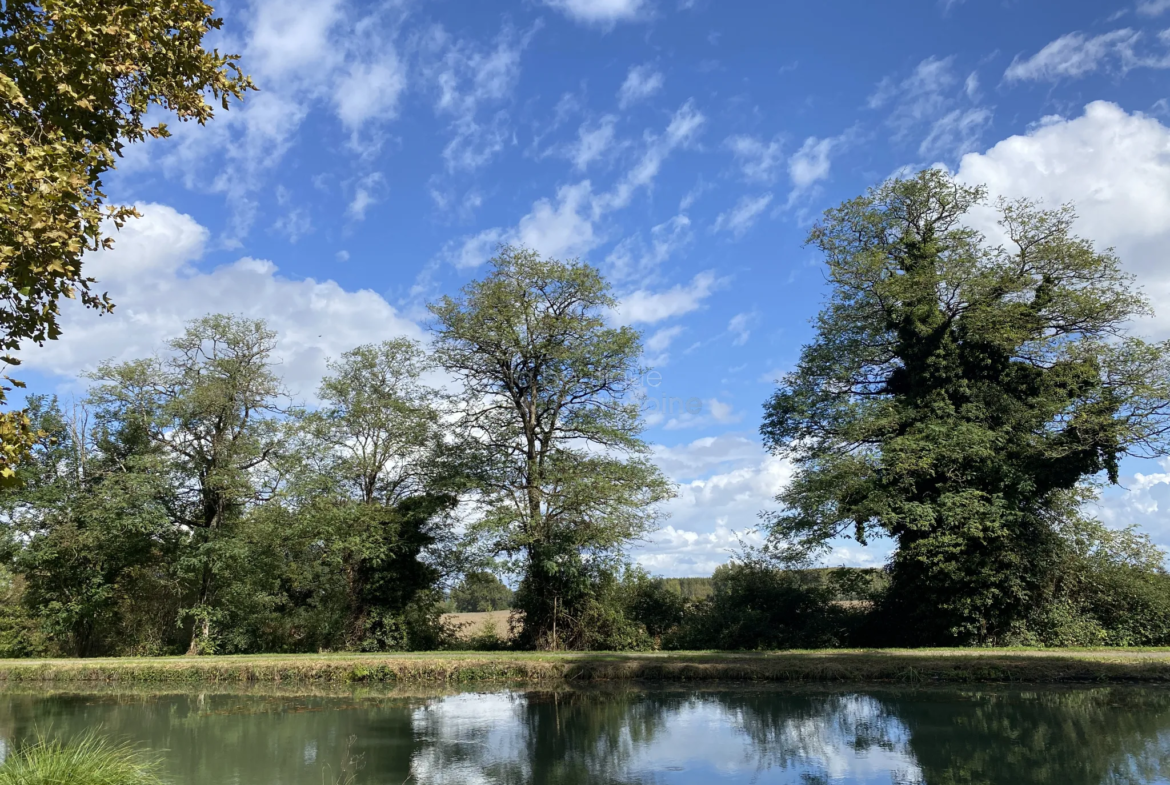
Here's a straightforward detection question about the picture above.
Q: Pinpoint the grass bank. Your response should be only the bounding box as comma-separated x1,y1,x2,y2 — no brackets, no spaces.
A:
6,649,1170,685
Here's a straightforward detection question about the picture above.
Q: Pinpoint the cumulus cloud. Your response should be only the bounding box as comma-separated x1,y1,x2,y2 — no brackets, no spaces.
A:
612,271,721,324
449,182,598,268
954,101,1170,334
618,64,665,108
1093,459,1170,547
713,193,773,237
1002,28,1170,82
25,204,424,397
636,440,791,575
542,0,649,26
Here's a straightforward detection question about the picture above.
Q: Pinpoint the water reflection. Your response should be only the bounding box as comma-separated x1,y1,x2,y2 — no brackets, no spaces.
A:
2,684,1170,784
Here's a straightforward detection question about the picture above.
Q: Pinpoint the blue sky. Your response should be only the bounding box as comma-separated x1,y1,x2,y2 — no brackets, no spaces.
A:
16,0,1170,575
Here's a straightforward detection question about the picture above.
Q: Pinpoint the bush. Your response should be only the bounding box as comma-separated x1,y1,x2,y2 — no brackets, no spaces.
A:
667,561,860,650
0,733,163,785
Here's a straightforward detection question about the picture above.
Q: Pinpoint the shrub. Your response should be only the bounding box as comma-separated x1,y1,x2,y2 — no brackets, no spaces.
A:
667,561,859,650
0,733,163,785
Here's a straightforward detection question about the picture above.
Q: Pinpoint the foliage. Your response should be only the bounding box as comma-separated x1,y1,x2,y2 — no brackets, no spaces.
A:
87,314,285,654
451,571,513,612
762,169,1170,645
0,0,252,480
624,573,686,639
0,395,180,656
0,732,163,785
666,561,858,650
430,246,674,650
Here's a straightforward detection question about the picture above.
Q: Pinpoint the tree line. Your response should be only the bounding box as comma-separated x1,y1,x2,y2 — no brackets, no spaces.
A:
5,171,1170,655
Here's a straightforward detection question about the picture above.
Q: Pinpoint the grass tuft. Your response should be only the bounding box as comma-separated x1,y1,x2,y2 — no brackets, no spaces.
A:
0,731,164,785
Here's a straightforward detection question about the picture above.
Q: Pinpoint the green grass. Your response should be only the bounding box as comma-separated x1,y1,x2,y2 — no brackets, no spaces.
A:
5,649,1170,685
0,732,163,785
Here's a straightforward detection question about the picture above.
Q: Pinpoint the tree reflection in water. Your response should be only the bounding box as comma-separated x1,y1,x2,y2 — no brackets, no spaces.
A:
3,685,1170,784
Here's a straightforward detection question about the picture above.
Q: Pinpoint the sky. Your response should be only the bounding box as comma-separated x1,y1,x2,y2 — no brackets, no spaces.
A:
14,0,1170,576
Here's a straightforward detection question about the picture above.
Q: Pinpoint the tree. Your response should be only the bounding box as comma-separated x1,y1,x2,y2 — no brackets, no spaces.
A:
0,395,178,656
276,339,456,651
87,314,284,653
761,170,1170,644
451,571,513,613
0,1,252,481
430,246,673,650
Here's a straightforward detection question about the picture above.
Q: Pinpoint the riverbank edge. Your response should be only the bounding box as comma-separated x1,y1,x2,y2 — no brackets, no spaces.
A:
5,651,1170,685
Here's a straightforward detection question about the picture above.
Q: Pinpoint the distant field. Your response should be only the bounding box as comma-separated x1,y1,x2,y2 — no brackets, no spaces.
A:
442,610,515,639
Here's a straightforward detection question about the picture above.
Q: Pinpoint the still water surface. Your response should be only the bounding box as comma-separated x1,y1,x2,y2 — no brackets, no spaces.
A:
3,684,1170,784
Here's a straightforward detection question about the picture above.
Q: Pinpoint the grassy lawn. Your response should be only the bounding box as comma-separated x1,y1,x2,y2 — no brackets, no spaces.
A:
5,648,1170,685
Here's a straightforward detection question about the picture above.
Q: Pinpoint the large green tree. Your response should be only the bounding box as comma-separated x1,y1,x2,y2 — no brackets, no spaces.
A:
430,246,674,650
762,170,1170,644
0,1,252,480
269,339,456,651
88,314,285,653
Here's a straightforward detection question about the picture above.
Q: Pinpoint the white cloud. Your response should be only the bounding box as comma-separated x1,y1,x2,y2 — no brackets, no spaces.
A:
348,173,387,221
713,193,773,237
646,325,685,354
453,101,703,275
606,214,693,284
919,107,994,158
24,204,424,397
727,311,756,345
449,182,598,268
542,0,649,26
868,56,992,159
618,64,665,108
662,397,741,430
273,207,312,243
1138,0,1170,15
726,135,785,183
612,271,720,324
333,51,407,131
1093,459,1170,547
570,115,619,171
1004,29,1148,82
125,0,413,243
954,101,1170,333
598,100,706,212
419,24,534,172
788,134,848,190
637,445,791,575
514,181,599,259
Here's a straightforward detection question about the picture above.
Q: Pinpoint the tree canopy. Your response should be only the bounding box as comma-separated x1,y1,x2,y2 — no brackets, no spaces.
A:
430,246,674,649
0,0,252,481
762,170,1170,644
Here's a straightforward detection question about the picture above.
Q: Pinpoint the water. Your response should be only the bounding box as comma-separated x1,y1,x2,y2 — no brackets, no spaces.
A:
2,684,1170,784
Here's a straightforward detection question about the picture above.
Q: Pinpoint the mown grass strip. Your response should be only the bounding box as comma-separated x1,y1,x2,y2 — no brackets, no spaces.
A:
4,650,1170,685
